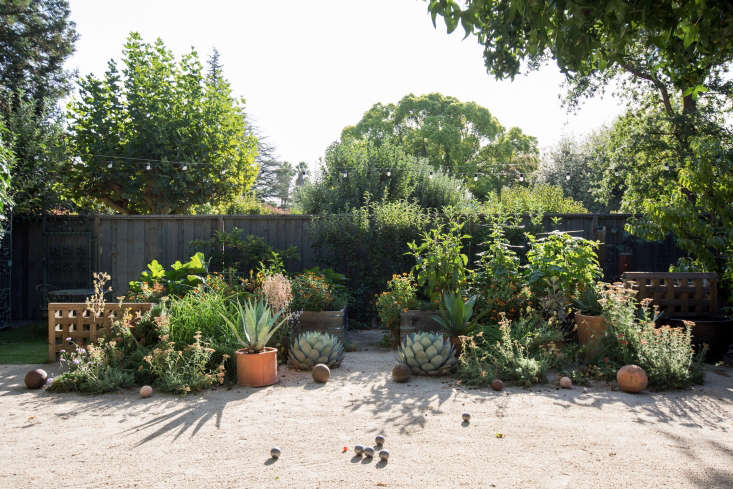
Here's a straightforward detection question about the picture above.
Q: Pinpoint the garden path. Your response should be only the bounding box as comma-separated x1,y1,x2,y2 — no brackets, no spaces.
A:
1,343,732,488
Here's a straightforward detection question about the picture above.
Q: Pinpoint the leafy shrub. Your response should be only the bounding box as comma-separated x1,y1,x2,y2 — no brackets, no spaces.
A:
127,252,207,300
524,231,601,300
483,184,588,215
407,222,469,303
469,221,527,323
457,316,552,387
48,338,135,393
143,332,226,394
376,273,417,331
290,272,344,311
599,283,705,389
190,227,298,276
188,191,278,215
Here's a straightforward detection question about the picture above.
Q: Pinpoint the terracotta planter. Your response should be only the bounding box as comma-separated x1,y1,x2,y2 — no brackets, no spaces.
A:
235,347,278,387
575,313,607,359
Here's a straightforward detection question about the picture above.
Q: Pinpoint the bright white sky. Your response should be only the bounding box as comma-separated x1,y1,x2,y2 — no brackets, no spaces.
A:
65,0,625,169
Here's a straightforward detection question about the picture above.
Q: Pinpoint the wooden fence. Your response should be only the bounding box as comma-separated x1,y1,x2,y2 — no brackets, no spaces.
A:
8,213,684,320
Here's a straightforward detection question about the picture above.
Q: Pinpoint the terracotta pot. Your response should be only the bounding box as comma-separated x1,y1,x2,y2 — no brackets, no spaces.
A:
235,347,278,387
575,313,607,359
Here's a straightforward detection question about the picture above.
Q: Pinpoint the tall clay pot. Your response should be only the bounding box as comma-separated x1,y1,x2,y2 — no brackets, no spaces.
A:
575,313,607,359
235,347,278,387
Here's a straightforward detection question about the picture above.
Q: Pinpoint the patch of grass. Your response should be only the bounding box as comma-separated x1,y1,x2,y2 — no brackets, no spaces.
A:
0,323,48,364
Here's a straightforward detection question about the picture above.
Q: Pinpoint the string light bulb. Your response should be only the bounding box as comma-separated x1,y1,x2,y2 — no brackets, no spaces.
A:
182,164,188,170
473,173,478,182
342,170,348,178
386,170,391,177
221,169,226,176
519,173,524,182
107,161,113,169
565,174,571,181
429,171,433,179
146,162,151,171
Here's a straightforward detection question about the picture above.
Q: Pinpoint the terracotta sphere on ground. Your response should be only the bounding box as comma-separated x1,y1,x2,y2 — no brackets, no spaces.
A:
24,369,47,389
312,364,330,383
559,376,573,389
490,378,504,391
617,365,648,393
139,385,153,398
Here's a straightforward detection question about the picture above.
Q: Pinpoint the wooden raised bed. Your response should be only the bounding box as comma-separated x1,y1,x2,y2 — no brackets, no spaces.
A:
48,302,152,361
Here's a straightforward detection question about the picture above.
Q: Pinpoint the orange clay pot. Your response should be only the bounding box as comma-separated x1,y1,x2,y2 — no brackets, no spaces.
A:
235,347,278,387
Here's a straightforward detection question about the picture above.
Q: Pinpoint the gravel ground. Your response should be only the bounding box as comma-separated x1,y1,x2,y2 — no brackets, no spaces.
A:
1,338,732,489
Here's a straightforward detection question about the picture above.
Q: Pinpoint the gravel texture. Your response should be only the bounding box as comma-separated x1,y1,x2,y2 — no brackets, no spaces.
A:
1,348,732,489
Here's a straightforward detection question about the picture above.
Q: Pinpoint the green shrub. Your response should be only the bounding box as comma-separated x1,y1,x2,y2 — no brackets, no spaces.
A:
167,287,240,348
458,316,551,387
290,272,345,311
143,333,226,394
376,273,418,332
524,231,601,300
127,252,207,301
191,227,298,276
48,338,135,394
599,283,705,389
407,222,470,303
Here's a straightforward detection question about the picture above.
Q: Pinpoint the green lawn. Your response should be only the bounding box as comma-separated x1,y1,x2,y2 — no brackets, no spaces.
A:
0,323,48,364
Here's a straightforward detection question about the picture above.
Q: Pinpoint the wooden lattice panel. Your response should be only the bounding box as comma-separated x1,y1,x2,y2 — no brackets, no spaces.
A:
48,302,152,361
621,272,718,318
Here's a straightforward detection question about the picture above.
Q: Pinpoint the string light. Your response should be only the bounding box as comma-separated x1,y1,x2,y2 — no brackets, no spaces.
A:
145,162,151,171
342,170,348,178
429,171,433,179
614,170,620,176
221,169,226,176
519,173,524,182
565,174,571,181
182,164,188,170
107,161,113,169
386,170,391,177
663,164,669,171
473,173,478,182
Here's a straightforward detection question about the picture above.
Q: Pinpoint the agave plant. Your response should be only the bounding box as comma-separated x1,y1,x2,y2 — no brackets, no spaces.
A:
220,298,287,353
288,331,344,370
572,284,603,316
433,292,477,336
398,332,456,376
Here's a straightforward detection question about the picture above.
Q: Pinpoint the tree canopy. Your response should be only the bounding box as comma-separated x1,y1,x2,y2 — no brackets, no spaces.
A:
342,93,538,197
0,121,13,239
426,0,733,118
67,33,258,214
0,0,78,112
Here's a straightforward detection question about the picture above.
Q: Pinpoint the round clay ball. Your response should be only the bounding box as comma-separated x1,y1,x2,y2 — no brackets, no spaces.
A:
617,364,648,393
139,385,153,398
24,369,47,389
270,447,281,459
490,378,504,391
559,376,573,389
312,363,330,383
392,364,410,383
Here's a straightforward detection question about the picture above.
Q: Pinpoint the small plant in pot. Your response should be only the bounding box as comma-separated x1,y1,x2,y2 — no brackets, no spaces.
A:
220,298,287,387
572,284,606,357
432,292,476,356
290,271,347,339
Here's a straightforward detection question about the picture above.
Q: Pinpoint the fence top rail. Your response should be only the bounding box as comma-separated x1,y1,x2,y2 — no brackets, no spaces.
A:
96,214,312,221
622,272,718,280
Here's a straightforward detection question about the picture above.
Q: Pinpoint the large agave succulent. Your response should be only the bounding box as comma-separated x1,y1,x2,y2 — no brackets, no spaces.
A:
398,332,456,376
288,331,344,370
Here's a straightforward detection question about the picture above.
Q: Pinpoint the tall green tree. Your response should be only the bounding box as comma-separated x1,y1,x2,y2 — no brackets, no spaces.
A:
0,0,78,113
274,161,296,208
426,1,733,120
0,120,13,239
67,33,258,214
342,93,538,197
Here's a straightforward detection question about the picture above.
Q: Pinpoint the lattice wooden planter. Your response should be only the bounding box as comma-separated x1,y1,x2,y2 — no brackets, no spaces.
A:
621,272,718,317
48,302,153,361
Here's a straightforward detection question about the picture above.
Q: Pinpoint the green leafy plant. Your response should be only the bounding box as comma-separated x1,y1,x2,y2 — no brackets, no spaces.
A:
376,273,418,331
220,297,287,353
407,222,470,303
48,338,135,394
166,286,240,348
572,283,603,316
143,332,226,394
290,272,345,312
599,283,705,389
127,252,207,300
524,231,601,300
433,292,477,337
